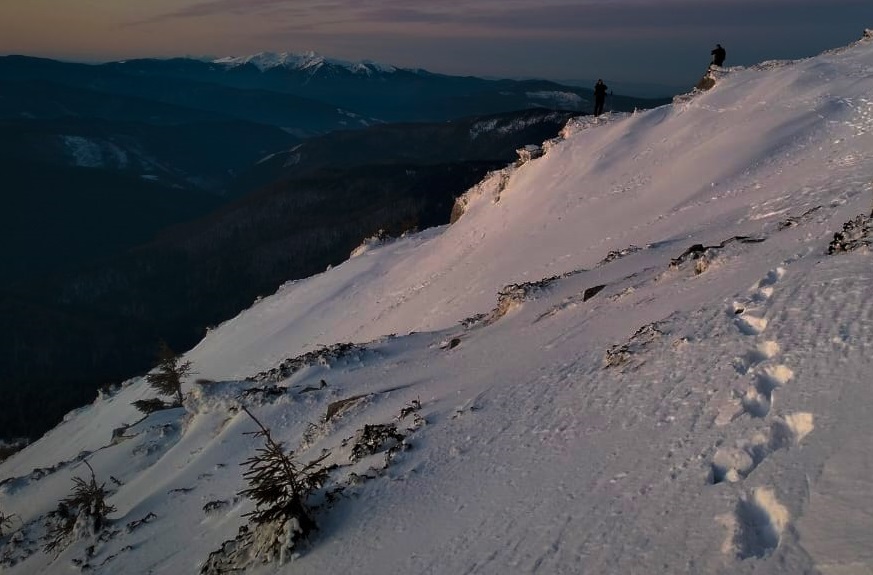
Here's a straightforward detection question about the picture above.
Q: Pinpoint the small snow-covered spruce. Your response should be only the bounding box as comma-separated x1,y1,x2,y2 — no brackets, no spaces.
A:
201,409,331,573
236,407,329,562
43,461,116,554
145,340,193,407
0,509,17,537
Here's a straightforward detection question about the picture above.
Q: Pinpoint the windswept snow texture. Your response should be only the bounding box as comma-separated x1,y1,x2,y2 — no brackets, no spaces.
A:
3,35,873,575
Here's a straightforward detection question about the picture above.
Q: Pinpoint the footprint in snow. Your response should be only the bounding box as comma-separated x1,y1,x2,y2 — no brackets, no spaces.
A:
710,412,813,484
734,313,769,336
732,340,780,375
756,267,785,290
718,487,790,559
741,363,793,418
731,267,785,335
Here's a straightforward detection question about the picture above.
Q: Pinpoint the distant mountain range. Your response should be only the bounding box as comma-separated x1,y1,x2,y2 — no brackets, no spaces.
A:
0,53,668,128
212,51,399,74
0,52,670,441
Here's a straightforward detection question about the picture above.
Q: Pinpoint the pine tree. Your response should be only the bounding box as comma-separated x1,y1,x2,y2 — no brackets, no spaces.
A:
44,461,115,553
145,341,192,407
0,509,16,537
239,406,328,535
200,408,330,573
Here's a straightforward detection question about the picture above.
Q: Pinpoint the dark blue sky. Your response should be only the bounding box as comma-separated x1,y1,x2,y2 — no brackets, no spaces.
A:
1,0,870,90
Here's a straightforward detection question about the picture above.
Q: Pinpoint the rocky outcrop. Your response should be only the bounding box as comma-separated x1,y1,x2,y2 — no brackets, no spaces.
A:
828,213,871,254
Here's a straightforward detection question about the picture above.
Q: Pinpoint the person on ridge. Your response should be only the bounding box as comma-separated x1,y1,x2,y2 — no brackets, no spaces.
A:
711,43,726,67
593,79,608,116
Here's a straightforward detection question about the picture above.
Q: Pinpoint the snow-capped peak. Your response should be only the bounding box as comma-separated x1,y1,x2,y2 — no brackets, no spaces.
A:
213,51,396,74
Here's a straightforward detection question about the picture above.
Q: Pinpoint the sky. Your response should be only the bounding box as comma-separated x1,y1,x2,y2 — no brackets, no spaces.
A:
0,0,871,93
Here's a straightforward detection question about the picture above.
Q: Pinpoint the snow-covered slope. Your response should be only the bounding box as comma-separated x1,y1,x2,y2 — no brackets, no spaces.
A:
3,33,873,574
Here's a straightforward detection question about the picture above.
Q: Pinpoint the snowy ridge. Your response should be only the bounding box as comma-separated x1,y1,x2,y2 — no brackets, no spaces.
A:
56,135,176,182
213,51,397,75
3,33,873,574
525,90,586,109
60,136,129,169
468,110,578,140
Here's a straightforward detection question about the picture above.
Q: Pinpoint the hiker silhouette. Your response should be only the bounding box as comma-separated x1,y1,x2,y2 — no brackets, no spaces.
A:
594,79,608,116
711,44,726,67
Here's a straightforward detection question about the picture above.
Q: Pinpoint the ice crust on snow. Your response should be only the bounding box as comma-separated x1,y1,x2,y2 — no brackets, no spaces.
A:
4,33,873,575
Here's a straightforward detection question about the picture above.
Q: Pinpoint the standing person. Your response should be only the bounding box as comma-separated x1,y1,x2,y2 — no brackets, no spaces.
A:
711,43,726,67
593,79,608,116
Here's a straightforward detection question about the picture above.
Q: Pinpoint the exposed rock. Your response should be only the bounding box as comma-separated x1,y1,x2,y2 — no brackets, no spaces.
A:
459,313,488,329
695,73,716,91
239,385,286,401
669,236,765,275
126,513,157,533
582,285,607,302
248,343,364,384
604,322,666,370
324,394,370,423
827,213,871,254
490,276,561,322
299,379,328,394
777,206,822,230
598,245,642,266
349,424,406,463
516,144,543,164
